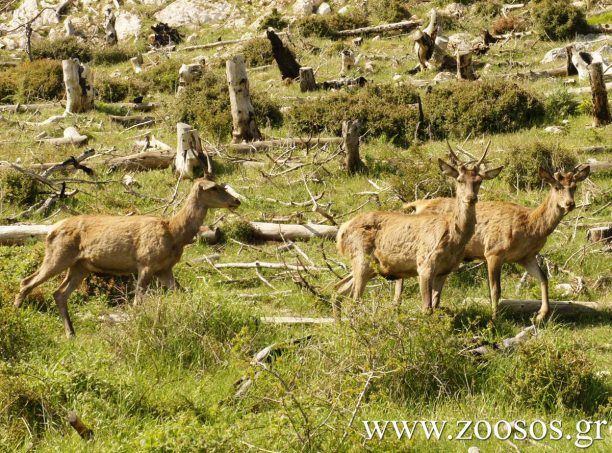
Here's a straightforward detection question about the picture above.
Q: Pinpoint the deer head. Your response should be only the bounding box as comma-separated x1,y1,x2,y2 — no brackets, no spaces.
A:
438,140,503,204
538,165,590,213
196,179,241,209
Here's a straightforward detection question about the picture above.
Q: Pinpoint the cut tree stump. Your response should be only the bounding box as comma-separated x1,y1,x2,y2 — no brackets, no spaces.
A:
587,226,612,243
250,222,338,241
104,5,117,46
175,122,210,178
299,67,317,92
177,63,203,96
36,127,87,146
226,55,261,143
62,59,93,113
130,53,143,74
456,50,477,80
335,19,422,37
266,28,300,80
107,151,173,171
588,62,611,126
343,119,362,174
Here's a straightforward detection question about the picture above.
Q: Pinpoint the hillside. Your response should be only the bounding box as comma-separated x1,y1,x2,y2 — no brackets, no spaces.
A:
0,0,611,451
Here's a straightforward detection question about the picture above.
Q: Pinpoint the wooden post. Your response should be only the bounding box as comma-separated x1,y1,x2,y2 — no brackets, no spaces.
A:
177,63,203,96
343,120,362,174
299,67,317,92
266,28,300,80
457,50,476,80
588,62,611,127
62,59,94,114
175,122,211,178
226,55,261,143
104,5,117,46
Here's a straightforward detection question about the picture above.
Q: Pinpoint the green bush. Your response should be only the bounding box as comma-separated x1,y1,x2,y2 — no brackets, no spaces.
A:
31,36,91,61
91,44,146,65
294,12,369,38
288,84,421,147
13,59,64,102
176,71,282,141
259,8,289,31
241,38,274,68
139,58,182,94
544,89,578,119
424,80,545,139
0,170,40,206
368,0,412,23
533,0,590,40
95,74,150,102
0,71,16,103
501,141,578,190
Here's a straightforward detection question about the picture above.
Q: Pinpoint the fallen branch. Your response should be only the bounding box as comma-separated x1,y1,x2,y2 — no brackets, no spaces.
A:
36,127,87,146
335,19,422,37
228,137,342,153
259,316,337,324
467,326,537,355
109,115,155,127
214,261,325,271
106,151,173,171
498,299,602,316
250,222,338,241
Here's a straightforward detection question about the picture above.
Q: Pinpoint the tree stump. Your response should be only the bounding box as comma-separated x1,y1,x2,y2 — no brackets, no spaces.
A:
588,62,611,127
104,5,117,46
130,53,143,73
565,45,578,76
226,55,261,143
266,28,300,80
340,49,355,75
64,18,75,37
299,67,317,92
177,63,203,96
456,50,476,80
343,119,362,174
175,122,211,178
62,59,93,114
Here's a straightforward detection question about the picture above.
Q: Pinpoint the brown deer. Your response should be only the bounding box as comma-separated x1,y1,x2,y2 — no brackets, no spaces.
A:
401,164,591,321
14,179,240,337
334,142,502,317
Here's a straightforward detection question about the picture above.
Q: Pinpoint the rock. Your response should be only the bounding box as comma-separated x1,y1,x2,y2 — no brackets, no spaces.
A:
155,0,233,28
541,46,571,64
294,0,315,17
597,44,612,57
433,71,455,83
467,448,480,453
5,0,59,29
115,12,141,41
338,6,350,15
317,2,331,15
544,126,564,134
442,2,466,18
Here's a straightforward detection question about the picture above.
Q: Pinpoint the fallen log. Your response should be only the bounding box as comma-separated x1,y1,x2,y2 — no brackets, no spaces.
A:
568,81,612,94
259,316,336,324
0,102,62,112
107,151,173,171
335,19,422,37
590,24,612,34
39,148,95,177
0,224,51,245
587,226,612,244
467,326,536,355
250,222,338,241
179,33,287,52
321,76,367,90
113,102,159,112
109,115,155,127
586,159,612,172
227,137,343,153
36,126,87,146
498,299,602,316
214,261,326,271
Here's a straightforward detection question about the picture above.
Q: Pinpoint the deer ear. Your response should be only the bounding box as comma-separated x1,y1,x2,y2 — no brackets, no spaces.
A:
481,166,503,180
438,158,459,178
538,167,557,186
199,180,216,191
573,165,590,182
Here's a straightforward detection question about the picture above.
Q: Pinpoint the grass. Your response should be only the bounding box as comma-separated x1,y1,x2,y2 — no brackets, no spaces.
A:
0,1,611,451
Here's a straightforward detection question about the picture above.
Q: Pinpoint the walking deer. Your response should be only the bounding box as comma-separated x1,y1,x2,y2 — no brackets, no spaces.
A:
402,164,591,321
334,142,502,317
14,179,240,337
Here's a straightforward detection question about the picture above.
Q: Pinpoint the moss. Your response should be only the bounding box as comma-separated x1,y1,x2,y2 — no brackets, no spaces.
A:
288,84,421,147
241,38,274,68
30,36,92,61
533,0,590,40
424,80,545,139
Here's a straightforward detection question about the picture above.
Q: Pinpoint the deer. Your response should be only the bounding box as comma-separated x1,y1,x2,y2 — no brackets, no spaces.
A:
14,179,240,337
334,141,502,318
401,164,591,322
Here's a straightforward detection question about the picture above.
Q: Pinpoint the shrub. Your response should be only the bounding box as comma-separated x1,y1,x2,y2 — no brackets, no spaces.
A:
294,13,369,38
30,36,91,61
490,15,524,35
13,59,64,102
139,58,182,94
176,71,282,141
544,89,578,119
501,141,578,190
533,0,590,40
424,80,545,139
487,337,609,413
91,44,145,65
0,170,40,206
0,70,16,103
473,1,502,18
259,8,289,31
222,219,257,243
241,38,274,68
368,0,412,23
95,74,150,102
288,84,421,147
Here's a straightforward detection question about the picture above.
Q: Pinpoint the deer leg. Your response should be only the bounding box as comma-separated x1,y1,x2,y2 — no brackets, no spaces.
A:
332,274,354,320
418,271,434,314
134,267,153,304
521,256,549,323
14,259,69,308
486,255,503,319
351,258,374,300
53,265,88,337
156,269,178,290
432,274,448,309
392,279,404,306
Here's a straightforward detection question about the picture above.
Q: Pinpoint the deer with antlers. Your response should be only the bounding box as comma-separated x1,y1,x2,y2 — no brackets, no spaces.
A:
402,162,591,322
334,142,502,317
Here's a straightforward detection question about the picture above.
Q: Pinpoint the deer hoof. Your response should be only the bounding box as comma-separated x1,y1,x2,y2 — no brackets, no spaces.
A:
535,312,548,324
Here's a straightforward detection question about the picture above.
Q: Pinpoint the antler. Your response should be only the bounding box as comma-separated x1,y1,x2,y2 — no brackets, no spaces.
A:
445,139,461,165
475,140,491,167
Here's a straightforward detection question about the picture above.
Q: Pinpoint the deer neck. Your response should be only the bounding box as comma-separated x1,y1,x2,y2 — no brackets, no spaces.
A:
169,187,208,246
527,191,565,238
450,196,477,246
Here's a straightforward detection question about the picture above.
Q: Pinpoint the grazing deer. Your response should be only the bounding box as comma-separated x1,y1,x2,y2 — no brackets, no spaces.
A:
14,179,240,337
334,142,502,317
402,164,591,321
